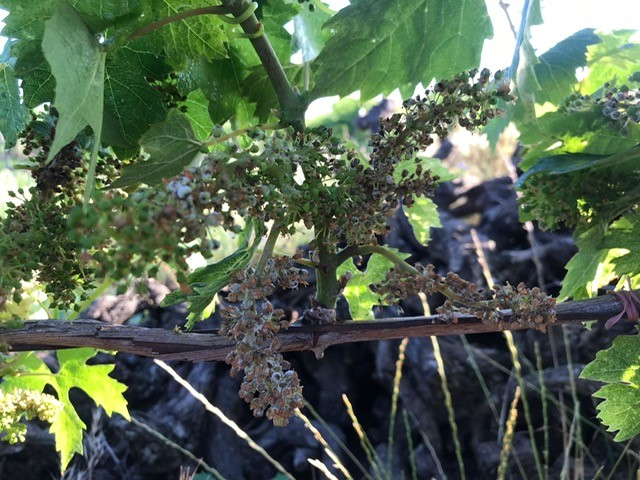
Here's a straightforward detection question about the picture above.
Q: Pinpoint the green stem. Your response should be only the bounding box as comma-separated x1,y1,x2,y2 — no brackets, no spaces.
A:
126,6,231,42
312,0,336,16
255,222,281,275
203,123,281,147
314,231,341,309
222,0,306,131
337,245,419,275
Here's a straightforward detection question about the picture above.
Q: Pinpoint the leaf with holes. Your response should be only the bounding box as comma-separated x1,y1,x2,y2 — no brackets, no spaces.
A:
338,248,410,320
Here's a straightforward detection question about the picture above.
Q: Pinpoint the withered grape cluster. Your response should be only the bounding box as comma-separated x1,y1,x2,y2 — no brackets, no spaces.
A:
219,255,308,425
376,263,557,332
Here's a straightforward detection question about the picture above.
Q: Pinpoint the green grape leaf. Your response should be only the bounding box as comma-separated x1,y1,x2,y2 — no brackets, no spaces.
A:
13,44,56,108
163,219,265,328
70,0,143,34
259,1,301,63
182,90,214,141
292,4,332,63
393,156,456,184
102,41,168,150
581,335,640,441
521,108,640,168
0,0,53,40
582,30,640,95
177,49,255,126
146,0,227,69
404,196,440,246
43,0,107,162
0,349,129,471
559,225,609,301
338,248,410,320
71,0,141,23
312,0,492,101
110,109,203,188
533,28,600,105
603,214,640,278
0,62,29,148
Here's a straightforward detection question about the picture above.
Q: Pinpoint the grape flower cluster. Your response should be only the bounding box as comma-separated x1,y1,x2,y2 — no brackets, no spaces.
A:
0,388,63,444
219,255,308,425
376,263,557,332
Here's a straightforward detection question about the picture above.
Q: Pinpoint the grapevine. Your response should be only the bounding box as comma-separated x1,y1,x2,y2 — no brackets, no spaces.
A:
0,0,638,471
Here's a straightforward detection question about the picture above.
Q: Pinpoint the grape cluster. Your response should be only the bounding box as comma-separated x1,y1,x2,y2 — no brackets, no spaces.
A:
0,388,63,444
0,109,125,312
519,168,640,230
19,108,120,199
563,72,640,135
219,257,308,425
376,263,556,332
341,69,514,245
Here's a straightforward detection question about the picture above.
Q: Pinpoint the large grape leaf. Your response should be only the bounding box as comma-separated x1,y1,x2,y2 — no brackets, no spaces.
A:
0,62,29,148
337,248,410,320
581,335,640,441
582,30,640,95
292,4,331,63
559,225,609,301
533,29,600,105
110,109,203,188
177,50,254,126
312,0,492,101
603,214,640,278
0,349,129,471
13,44,56,108
43,0,107,162
102,41,168,150
71,0,142,24
142,0,228,69
0,0,53,40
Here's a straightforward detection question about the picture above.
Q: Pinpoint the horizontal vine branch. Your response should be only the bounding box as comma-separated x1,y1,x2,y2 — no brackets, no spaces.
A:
0,292,631,362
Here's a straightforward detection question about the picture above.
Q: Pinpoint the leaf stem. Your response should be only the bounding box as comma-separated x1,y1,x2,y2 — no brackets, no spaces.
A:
126,6,231,42
203,123,281,147
312,0,337,16
337,245,419,275
255,222,281,275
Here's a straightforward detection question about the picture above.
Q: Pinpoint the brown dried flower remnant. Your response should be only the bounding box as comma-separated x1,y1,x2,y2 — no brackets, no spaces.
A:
219,258,308,426
376,263,556,332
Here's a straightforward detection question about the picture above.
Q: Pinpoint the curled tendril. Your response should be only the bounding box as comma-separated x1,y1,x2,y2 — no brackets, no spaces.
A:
218,1,259,24
605,289,640,329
